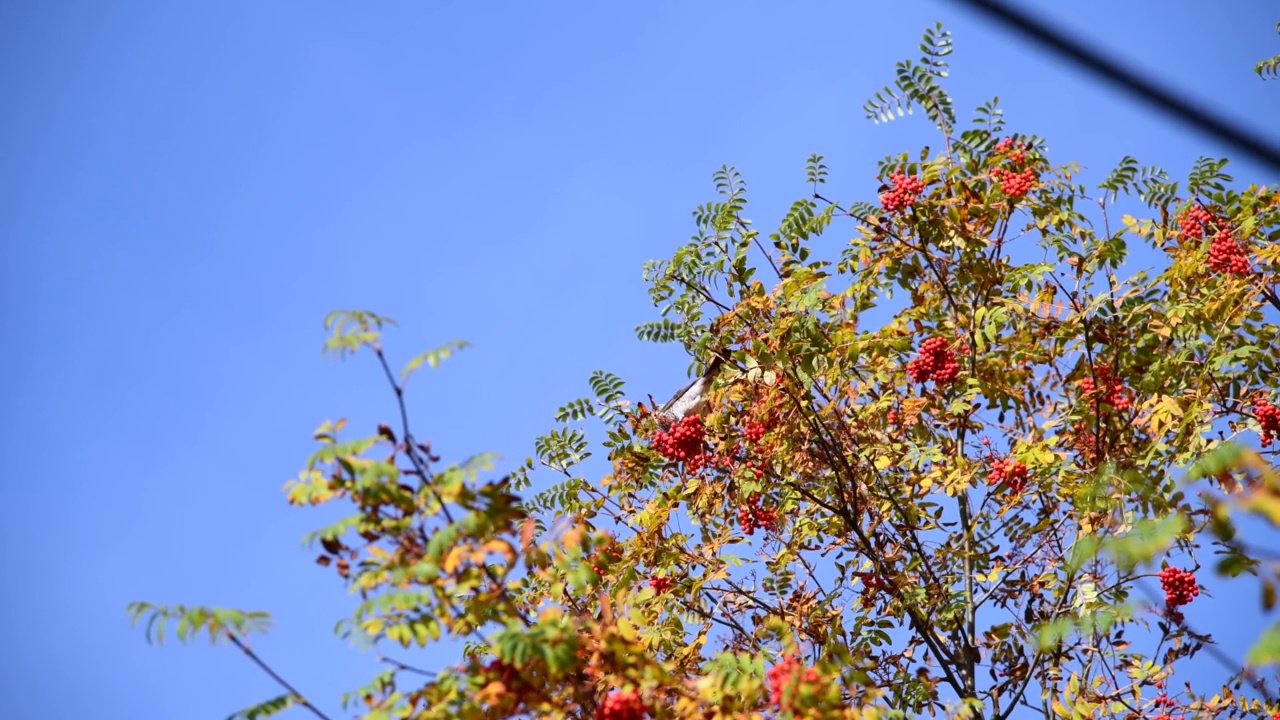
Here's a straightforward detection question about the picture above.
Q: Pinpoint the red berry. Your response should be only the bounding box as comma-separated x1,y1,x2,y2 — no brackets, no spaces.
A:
767,656,820,710
879,169,927,213
1159,567,1199,608
1206,226,1251,276
1176,203,1214,239
1257,399,1280,447
598,690,646,720
993,137,1030,165
1078,363,1131,412
907,337,960,385
992,166,1037,198
648,575,673,594
987,457,1030,493
738,493,778,536
651,415,708,470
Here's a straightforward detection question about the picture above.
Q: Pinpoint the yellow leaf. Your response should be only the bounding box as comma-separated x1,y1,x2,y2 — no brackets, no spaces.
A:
482,539,517,564
616,617,638,642
442,546,466,575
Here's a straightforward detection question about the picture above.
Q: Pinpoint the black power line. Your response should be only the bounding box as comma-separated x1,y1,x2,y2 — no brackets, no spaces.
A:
949,0,1280,173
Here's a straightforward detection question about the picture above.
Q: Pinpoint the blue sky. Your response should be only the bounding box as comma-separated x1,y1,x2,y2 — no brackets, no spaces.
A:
2,1,1278,718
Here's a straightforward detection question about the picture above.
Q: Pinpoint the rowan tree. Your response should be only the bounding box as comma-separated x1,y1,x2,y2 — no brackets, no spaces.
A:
132,22,1280,720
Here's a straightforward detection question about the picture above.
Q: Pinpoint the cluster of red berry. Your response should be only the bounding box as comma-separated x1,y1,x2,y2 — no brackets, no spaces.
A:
713,451,736,471
483,658,533,708
1177,203,1214,238
598,689,646,720
858,572,892,609
992,167,1038,198
1256,399,1280,447
987,457,1030,493
652,415,709,472
766,656,822,712
707,445,766,481
994,136,1028,163
738,492,778,535
879,169,927,213
1078,362,1132,412
740,458,765,479
744,419,766,444
1207,225,1251,276
886,408,900,426
1177,203,1252,276
1159,567,1199,624
587,540,622,581
907,337,961,385
1148,679,1178,720
648,575,673,594
990,138,1037,197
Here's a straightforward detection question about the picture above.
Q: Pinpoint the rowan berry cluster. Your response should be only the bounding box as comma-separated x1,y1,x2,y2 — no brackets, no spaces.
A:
652,415,709,472
1176,203,1253,276
990,138,1037,197
738,493,778,535
1207,226,1251,276
598,689,646,720
1257,399,1280,447
587,540,622,580
907,337,961,385
992,167,1037,197
1078,362,1132,412
713,450,738,471
743,419,766,444
879,169,926,213
994,136,1027,163
766,655,822,712
987,457,1030,493
1160,567,1199,611
648,575,673,594
483,658,534,708
1177,203,1213,238
859,572,892,609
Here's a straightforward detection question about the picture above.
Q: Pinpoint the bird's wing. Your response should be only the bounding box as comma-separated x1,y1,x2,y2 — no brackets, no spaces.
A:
659,355,725,418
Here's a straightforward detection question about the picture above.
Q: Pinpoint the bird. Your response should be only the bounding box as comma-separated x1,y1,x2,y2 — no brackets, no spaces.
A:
653,354,726,429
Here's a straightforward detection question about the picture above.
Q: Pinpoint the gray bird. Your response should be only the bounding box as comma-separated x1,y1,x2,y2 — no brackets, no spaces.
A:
654,355,726,429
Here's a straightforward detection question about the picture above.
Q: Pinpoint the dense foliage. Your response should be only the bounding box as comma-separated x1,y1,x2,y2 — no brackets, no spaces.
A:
132,22,1280,720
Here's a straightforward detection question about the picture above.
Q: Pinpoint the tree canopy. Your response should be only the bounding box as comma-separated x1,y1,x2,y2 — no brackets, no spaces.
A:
132,21,1280,720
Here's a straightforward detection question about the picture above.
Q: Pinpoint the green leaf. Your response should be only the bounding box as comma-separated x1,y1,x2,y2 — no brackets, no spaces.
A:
1247,623,1280,666
401,340,471,383
225,694,299,720
322,310,397,358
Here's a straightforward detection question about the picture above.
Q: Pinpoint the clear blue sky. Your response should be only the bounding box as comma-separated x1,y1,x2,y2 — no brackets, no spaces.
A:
2,2,1277,718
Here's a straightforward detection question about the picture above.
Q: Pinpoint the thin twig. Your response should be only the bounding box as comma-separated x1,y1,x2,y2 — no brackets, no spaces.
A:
225,632,335,720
